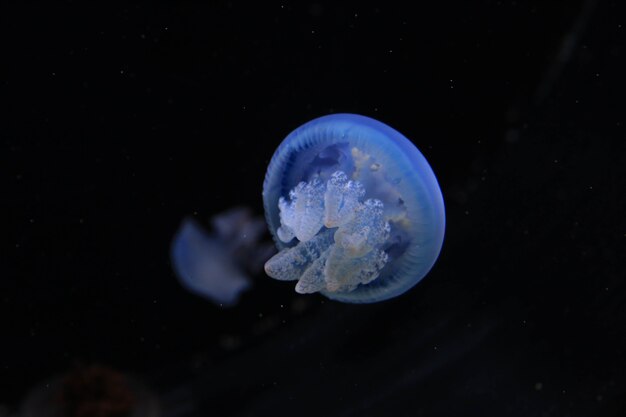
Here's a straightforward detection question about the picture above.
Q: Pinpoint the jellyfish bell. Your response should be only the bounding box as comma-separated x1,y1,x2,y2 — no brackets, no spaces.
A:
263,114,445,303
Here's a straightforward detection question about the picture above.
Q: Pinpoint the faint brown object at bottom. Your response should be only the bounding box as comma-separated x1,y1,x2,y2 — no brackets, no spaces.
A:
20,364,160,417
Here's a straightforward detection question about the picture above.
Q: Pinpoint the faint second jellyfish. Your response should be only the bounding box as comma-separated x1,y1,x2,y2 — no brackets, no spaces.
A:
170,207,275,307
263,114,446,303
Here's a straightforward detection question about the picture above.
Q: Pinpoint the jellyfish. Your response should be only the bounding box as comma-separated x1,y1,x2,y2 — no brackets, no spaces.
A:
263,114,445,303
171,207,275,306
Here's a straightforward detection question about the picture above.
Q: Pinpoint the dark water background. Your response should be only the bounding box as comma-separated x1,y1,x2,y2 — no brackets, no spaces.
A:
4,1,626,416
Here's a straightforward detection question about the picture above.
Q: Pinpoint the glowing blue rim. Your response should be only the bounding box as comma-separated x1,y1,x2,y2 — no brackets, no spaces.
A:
263,113,445,303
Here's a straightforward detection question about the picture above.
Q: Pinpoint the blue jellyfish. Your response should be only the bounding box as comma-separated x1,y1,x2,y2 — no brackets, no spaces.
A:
263,114,445,303
171,207,275,306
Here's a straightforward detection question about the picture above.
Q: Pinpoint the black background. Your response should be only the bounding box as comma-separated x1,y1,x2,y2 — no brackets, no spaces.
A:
4,1,626,416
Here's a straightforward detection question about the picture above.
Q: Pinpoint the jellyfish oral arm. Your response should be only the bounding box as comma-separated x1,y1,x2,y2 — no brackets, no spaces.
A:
264,171,391,294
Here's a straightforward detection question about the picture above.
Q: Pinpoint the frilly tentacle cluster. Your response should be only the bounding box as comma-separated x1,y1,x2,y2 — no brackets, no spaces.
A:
264,171,390,294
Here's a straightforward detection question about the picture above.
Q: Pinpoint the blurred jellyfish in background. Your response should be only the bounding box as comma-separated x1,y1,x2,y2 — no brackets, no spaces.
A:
170,207,276,307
